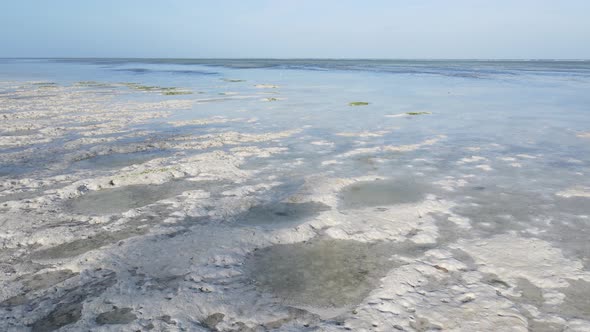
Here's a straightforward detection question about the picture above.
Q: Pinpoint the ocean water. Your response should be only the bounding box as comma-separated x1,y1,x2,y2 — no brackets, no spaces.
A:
2,59,589,176
1,59,590,330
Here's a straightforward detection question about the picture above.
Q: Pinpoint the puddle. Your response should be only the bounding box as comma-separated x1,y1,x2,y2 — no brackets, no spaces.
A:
23,270,78,292
340,179,427,209
238,157,272,170
0,190,42,203
95,307,137,325
238,201,330,226
31,228,147,260
65,180,202,215
244,239,399,311
72,151,165,170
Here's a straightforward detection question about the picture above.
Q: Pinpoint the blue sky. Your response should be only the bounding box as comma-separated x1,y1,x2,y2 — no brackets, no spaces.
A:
1,0,589,59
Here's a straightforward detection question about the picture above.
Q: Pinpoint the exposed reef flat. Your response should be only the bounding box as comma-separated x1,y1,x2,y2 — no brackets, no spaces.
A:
1,59,590,332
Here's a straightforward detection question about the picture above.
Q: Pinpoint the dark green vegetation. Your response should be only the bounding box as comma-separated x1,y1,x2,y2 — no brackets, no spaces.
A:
32,82,57,86
162,91,193,95
221,78,245,82
73,81,193,94
74,81,112,88
32,82,58,88
349,101,369,106
406,111,431,116
121,82,192,95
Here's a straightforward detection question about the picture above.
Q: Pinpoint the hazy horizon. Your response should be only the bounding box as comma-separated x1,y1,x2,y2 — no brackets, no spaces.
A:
3,57,590,61
1,1,589,59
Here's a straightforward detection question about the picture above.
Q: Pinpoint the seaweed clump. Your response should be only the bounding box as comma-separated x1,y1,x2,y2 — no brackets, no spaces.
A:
349,101,369,106
221,78,245,82
121,82,192,95
32,82,58,88
75,81,113,88
162,91,193,95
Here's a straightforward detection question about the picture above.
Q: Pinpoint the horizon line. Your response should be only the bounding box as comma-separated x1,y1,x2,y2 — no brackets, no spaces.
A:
1,57,590,62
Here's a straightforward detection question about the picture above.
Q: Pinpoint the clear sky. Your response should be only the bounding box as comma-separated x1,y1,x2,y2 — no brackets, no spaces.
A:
1,0,589,59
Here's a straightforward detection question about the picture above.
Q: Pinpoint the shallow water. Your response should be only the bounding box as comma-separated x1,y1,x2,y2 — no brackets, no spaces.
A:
244,239,399,309
0,164,33,178
65,180,201,215
30,228,148,260
1,59,589,331
95,307,137,325
340,179,428,209
237,201,330,226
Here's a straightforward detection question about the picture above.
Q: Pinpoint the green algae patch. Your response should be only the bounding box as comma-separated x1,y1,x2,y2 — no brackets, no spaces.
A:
221,78,245,82
121,82,192,95
265,97,278,102
162,91,192,96
122,83,161,91
76,81,99,85
406,112,431,116
75,81,113,88
349,101,369,106
32,82,58,89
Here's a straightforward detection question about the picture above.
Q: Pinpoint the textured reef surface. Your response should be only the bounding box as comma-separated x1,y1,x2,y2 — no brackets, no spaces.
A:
1,59,590,331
